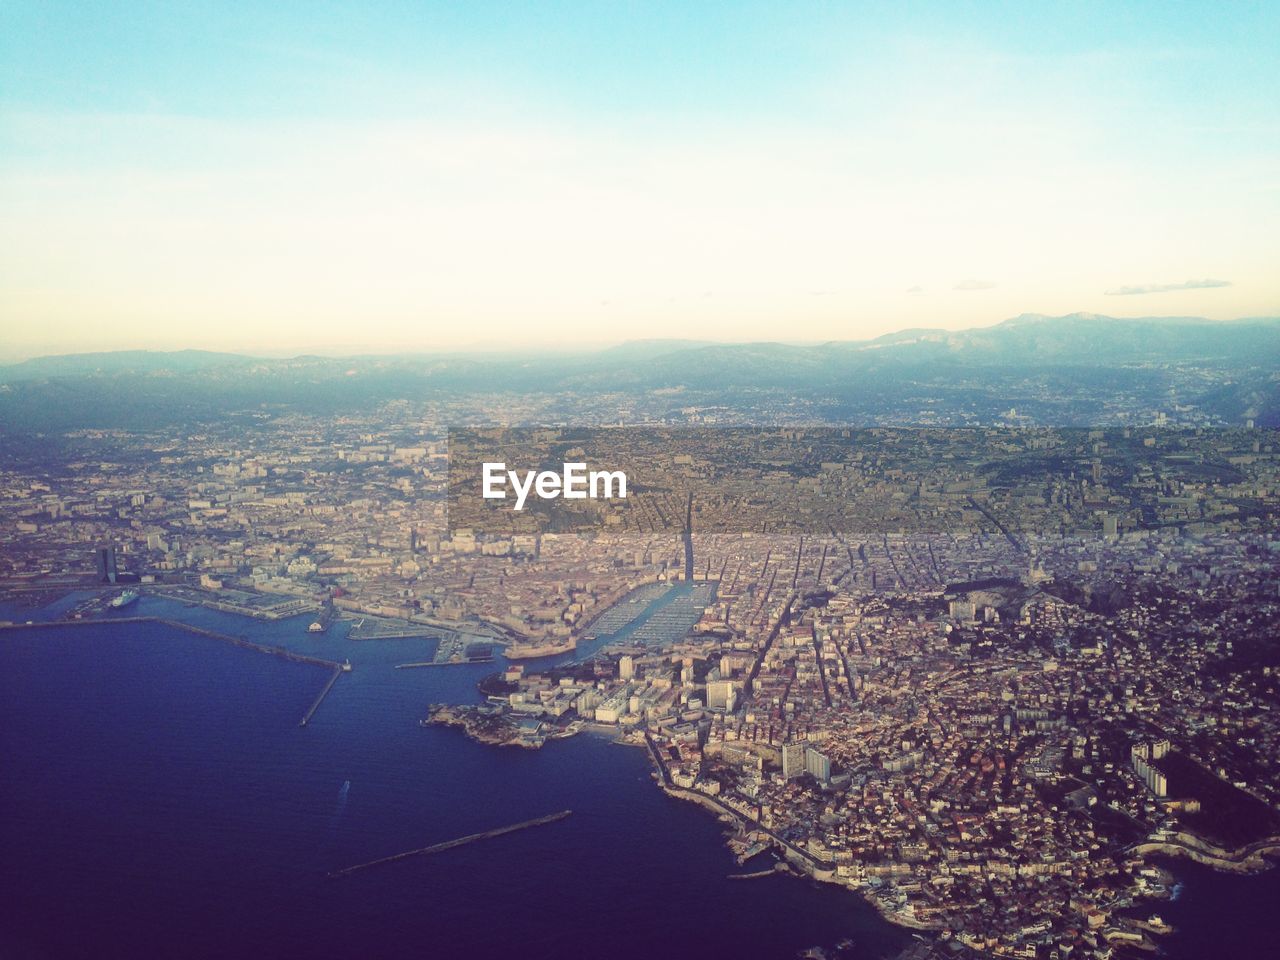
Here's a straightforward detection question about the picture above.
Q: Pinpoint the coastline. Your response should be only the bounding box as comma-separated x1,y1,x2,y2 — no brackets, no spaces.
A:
437,702,1278,949
2,608,923,959
650,774,944,932
9,600,1274,957
1129,832,1280,874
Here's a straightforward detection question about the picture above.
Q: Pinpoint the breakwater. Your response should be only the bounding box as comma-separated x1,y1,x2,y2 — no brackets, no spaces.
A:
327,810,573,878
1,616,349,724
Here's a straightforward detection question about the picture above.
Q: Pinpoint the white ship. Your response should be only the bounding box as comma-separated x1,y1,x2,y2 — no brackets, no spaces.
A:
110,590,139,608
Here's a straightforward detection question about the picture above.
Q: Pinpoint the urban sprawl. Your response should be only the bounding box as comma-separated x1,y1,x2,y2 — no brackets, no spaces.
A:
3,398,1279,960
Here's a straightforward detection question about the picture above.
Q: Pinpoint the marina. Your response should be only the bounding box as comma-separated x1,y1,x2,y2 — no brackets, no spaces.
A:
582,581,670,634
616,582,715,647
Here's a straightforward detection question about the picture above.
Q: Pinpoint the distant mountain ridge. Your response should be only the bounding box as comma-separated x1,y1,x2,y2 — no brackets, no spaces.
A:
0,348,254,380
2,313,1278,433
828,313,1280,365
5,313,1278,381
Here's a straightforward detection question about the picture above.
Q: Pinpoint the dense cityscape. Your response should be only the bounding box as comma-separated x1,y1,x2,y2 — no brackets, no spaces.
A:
3,340,1278,959
5,2,1279,956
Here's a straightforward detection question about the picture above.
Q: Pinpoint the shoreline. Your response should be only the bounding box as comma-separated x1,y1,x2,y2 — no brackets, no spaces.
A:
435,704,1278,947
1129,832,1280,874
23,602,1274,953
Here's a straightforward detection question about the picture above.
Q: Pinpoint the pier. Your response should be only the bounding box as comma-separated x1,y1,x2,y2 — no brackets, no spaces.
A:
327,810,572,879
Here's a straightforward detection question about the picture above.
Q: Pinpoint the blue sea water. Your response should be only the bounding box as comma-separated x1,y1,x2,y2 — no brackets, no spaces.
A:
1151,858,1280,959
0,595,912,960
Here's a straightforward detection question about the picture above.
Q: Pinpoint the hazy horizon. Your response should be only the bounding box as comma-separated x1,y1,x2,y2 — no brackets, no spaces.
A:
3,2,1278,356
4,310,1280,365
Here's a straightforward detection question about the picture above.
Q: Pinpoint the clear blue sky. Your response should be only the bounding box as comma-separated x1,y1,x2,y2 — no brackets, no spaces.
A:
2,1,1277,356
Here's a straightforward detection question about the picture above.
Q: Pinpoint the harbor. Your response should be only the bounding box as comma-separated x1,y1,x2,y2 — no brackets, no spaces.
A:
0,607,916,960
0,615,352,726
619,581,715,647
581,581,670,634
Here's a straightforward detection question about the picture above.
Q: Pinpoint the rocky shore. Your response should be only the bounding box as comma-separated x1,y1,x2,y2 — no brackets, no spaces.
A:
423,703,580,749
422,703,534,748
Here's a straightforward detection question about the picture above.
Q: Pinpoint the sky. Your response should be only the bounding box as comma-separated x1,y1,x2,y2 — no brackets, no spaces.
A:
1,1,1278,359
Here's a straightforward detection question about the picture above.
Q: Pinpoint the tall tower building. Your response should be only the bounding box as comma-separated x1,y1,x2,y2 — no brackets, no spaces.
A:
805,747,832,783
95,544,118,584
682,493,694,581
782,741,807,780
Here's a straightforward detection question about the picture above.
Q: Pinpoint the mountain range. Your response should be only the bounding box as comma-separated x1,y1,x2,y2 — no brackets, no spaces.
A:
2,314,1277,432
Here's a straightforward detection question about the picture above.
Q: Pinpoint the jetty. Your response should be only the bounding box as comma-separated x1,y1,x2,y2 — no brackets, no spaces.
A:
394,655,494,669
728,867,780,880
327,810,572,879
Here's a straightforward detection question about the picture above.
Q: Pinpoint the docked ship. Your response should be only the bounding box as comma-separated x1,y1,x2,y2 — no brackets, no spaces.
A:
307,621,326,634
110,589,139,608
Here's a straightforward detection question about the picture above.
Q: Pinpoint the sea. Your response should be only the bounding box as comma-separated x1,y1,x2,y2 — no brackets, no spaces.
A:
1,590,1277,960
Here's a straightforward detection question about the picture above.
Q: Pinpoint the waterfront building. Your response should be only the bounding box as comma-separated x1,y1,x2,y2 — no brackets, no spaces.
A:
95,543,118,584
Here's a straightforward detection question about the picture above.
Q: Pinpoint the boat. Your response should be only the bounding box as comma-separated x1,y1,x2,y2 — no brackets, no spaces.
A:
110,590,139,608
308,621,325,633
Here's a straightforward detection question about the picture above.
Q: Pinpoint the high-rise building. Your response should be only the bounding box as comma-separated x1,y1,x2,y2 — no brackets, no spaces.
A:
95,543,118,584
782,741,807,780
1131,739,1170,798
682,493,694,580
706,679,736,712
618,655,634,680
805,747,831,783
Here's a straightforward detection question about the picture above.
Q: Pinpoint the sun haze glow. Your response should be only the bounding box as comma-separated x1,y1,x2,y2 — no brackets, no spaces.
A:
1,1,1277,359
